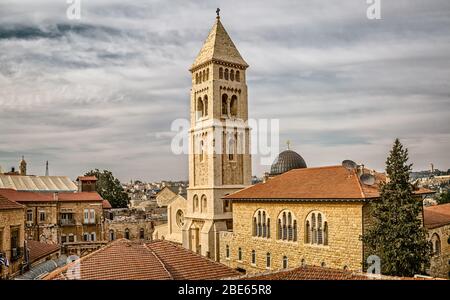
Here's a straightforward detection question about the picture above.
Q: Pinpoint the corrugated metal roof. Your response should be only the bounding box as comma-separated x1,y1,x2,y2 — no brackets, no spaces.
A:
0,175,77,192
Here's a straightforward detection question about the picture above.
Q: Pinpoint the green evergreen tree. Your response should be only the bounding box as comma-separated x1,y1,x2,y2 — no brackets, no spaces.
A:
362,139,431,277
85,169,129,208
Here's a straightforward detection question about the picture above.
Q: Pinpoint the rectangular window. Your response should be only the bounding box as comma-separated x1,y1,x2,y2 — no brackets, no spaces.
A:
89,209,95,224
26,210,33,222
61,235,67,243
39,211,46,222
83,233,89,242
83,209,89,224
10,227,20,253
68,234,75,243
91,232,96,241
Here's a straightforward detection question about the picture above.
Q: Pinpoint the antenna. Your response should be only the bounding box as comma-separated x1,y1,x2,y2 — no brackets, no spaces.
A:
360,173,375,185
342,160,357,171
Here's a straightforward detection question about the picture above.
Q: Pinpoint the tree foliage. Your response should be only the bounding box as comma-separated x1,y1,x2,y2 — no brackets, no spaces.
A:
85,169,129,208
362,139,431,277
437,190,450,204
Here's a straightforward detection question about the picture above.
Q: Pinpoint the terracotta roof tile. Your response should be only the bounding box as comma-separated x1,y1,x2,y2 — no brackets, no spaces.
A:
424,203,450,229
225,165,432,201
27,240,60,263
0,193,24,210
0,189,103,203
102,199,112,209
44,239,239,280
76,176,97,181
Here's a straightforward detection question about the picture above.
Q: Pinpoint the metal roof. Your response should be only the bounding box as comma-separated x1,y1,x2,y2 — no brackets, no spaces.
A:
0,175,77,192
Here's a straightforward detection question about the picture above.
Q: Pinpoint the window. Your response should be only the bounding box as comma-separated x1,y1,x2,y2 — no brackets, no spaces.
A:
306,211,327,245
203,95,208,116
222,94,228,116
202,70,206,82
26,209,33,222
10,227,19,260
196,97,204,119
266,253,271,268
206,68,209,81
219,67,223,79
83,233,90,242
68,234,75,243
83,209,89,224
91,232,96,241
201,195,207,213
228,135,236,161
277,210,297,241
193,195,199,212
236,70,240,82
431,233,441,256
39,211,46,222
283,256,288,269
199,140,204,162
223,199,232,213
224,68,229,80
89,209,95,224
252,209,270,238
139,228,145,239
61,234,67,244
176,210,185,228
238,247,242,261
230,69,235,81
125,228,130,240
251,250,256,265
230,95,238,117
226,245,230,259
109,230,115,241
195,73,199,84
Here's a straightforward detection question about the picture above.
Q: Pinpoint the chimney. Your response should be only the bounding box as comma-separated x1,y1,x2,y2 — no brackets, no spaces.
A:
53,192,58,201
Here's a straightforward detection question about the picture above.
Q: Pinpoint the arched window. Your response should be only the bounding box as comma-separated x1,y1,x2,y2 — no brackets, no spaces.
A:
306,211,327,245
124,228,130,240
253,209,270,238
203,95,208,116
199,140,204,162
431,233,441,256
282,256,288,269
278,210,297,241
198,72,201,84
226,245,230,258
139,228,145,239
230,69,235,81
221,94,228,116
197,97,204,119
228,135,236,161
219,67,223,79
195,73,199,84
224,68,229,80
238,247,242,261
109,230,115,241
230,95,238,117
202,70,206,82
236,70,240,82
193,195,199,212
266,252,271,268
251,250,256,265
201,195,207,213
206,68,209,81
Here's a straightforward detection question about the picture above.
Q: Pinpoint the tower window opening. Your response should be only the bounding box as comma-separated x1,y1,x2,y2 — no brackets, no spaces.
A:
219,67,223,79
224,68,229,80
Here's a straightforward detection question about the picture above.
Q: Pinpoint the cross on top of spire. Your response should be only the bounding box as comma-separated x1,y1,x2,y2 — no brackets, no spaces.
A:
216,8,220,18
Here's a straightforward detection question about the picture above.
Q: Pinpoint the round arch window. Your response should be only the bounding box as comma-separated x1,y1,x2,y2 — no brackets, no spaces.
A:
176,210,185,228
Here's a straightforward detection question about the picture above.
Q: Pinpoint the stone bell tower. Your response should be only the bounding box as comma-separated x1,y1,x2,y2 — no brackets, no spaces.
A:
182,10,252,261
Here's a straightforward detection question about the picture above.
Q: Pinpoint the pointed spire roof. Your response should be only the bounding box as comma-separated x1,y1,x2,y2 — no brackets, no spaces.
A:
191,15,248,70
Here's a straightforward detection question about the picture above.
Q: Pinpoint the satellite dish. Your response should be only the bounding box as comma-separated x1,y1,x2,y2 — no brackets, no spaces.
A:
360,173,375,185
342,160,357,170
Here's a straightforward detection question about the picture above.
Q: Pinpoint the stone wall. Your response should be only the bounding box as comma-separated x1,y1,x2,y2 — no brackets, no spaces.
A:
0,207,25,279
220,201,364,274
428,224,450,279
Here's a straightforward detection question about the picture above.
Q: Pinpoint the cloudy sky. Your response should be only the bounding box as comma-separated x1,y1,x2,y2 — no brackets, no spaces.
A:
0,0,449,182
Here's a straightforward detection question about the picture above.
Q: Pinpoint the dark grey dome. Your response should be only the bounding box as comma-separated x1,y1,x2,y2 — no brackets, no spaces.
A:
270,150,307,175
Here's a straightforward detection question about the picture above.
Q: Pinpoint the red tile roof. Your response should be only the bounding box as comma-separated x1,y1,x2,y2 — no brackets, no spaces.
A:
0,193,24,210
102,199,112,209
27,240,60,263
0,189,103,203
225,165,432,201
44,239,240,280
424,203,450,229
240,265,439,280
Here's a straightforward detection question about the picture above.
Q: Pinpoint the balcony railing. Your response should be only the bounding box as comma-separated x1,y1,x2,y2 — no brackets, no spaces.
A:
60,219,76,226
10,247,23,262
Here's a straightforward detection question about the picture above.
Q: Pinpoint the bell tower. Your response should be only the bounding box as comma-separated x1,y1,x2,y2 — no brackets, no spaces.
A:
182,11,252,261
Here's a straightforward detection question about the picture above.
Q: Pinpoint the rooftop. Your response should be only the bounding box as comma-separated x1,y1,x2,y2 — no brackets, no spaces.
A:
27,240,60,264
424,203,450,229
225,165,432,201
0,193,24,210
0,189,103,203
0,175,77,192
44,239,240,280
